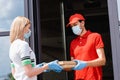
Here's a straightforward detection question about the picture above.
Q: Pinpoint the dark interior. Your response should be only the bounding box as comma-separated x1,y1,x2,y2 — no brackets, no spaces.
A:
39,0,114,80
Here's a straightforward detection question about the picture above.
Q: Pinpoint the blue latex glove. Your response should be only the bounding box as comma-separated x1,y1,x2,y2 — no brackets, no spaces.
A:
36,62,45,67
48,60,63,73
36,62,50,72
72,60,87,70
52,69,62,73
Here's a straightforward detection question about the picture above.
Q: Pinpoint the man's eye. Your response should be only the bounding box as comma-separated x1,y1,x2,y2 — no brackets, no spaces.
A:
74,24,77,26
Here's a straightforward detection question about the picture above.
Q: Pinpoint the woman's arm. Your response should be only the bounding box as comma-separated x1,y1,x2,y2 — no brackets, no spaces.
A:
11,67,15,76
23,60,63,78
10,62,15,76
23,64,48,78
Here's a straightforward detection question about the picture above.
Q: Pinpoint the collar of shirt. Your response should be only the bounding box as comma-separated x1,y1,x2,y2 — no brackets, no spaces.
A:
79,30,92,39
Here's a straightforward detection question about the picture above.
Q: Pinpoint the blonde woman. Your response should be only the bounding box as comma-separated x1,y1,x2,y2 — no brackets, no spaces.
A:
9,16,63,80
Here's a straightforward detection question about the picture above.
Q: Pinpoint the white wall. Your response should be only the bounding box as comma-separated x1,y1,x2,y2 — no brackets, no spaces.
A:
117,0,120,21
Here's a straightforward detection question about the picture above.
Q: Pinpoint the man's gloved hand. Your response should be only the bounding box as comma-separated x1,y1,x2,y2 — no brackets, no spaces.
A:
72,60,87,70
36,62,50,72
48,60,63,73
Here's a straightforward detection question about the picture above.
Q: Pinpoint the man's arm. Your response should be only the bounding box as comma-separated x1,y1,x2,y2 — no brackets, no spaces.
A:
72,47,106,70
86,47,106,66
71,57,74,60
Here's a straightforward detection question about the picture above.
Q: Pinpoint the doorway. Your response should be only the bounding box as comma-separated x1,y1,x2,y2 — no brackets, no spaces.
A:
25,0,116,80
64,0,114,80
36,0,114,80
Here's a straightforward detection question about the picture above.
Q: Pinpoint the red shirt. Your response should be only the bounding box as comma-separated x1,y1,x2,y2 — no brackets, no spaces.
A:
70,30,104,80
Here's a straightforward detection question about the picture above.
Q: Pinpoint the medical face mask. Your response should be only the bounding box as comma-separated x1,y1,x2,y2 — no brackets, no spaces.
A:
71,25,82,35
24,30,31,39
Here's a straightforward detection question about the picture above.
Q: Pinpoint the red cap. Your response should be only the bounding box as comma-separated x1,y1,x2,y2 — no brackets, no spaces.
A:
66,13,85,27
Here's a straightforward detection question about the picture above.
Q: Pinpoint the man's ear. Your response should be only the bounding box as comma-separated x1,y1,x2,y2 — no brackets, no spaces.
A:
81,21,85,27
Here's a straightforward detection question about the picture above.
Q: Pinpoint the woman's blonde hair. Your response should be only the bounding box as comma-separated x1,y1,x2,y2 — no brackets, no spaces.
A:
10,16,30,43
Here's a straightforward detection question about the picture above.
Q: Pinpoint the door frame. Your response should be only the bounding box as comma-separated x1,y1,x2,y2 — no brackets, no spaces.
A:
108,0,120,80
24,0,42,80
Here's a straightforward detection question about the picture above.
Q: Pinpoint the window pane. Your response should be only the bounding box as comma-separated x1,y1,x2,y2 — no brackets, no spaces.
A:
0,0,24,32
0,36,11,79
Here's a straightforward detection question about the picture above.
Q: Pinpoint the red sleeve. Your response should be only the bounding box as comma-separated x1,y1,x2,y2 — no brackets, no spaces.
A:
95,34,104,49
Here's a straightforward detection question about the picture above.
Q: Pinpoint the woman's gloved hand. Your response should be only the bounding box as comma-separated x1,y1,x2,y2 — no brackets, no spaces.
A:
72,60,87,70
48,60,63,72
36,62,45,67
36,62,50,72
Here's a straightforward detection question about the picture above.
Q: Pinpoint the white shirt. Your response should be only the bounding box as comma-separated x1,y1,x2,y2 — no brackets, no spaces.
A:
9,39,37,80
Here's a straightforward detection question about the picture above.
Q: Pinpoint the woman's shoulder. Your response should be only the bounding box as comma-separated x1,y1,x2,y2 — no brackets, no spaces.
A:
13,39,29,46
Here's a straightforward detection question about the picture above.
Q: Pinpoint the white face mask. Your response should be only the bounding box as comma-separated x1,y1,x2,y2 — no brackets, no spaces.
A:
71,25,82,35
24,30,31,39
